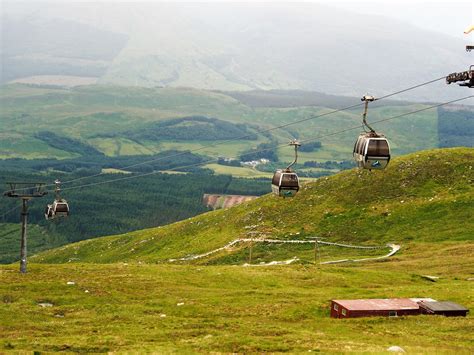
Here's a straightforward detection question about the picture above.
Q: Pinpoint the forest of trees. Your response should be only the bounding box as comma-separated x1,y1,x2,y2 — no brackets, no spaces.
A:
0,168,270,263
437,107,473,148
0,150,210,174
299,141,322,152
93,116,259,142
35,131,104,157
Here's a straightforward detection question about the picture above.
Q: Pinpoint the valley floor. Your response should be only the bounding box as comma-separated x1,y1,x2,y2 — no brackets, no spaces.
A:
1,244,473,353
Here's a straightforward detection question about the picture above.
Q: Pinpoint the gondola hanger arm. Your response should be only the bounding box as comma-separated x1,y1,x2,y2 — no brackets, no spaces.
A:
286,139,301,170
361,95,376,133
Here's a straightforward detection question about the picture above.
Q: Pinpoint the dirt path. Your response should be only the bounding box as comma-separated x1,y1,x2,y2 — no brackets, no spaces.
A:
320,243,400,265
169,239,401,265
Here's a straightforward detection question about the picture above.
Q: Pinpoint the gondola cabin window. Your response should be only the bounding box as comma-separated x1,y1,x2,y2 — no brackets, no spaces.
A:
55,203,69,213
367,139,389,156
281,173,299,187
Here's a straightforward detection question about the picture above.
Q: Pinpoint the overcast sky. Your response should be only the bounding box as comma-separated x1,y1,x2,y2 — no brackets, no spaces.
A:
331,1,473,39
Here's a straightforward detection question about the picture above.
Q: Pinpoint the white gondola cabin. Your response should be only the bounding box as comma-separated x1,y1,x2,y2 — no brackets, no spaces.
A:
44,204,54,220
272,169,300,197
45,179,70,220
353,133,391,170
53,199,70,217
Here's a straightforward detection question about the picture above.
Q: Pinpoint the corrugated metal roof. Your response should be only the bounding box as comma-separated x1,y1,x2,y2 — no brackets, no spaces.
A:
333,299,419,311
419,301,469,312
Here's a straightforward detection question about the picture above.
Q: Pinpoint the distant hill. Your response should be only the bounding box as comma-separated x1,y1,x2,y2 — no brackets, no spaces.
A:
0,84,472,162
220,90,414,109
1,3,470,101
0,16,128,83
34,148,474,264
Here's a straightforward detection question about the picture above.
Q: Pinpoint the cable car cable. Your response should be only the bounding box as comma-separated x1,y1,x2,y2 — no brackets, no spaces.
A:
53,94,472,193
0,75,458,196
36,75,450,190
1,204,21,221
375,76,446,101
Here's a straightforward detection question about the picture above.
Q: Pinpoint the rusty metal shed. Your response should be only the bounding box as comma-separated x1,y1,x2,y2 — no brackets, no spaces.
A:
419,301,469,317
331,299,421,318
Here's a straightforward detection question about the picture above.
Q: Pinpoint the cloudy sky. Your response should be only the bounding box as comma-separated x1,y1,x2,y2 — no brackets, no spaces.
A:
332,1,473,39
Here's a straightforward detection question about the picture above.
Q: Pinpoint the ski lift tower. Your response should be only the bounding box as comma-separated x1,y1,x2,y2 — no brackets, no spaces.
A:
4,182,47,273
446,66,474,88
446,25,474,88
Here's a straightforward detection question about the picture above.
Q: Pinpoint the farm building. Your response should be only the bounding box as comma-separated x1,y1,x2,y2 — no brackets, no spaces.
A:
330,299,421,318
419,301,469,317
331,298,469,318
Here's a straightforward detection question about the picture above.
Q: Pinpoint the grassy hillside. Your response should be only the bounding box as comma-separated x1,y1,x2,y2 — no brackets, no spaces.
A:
3,148,473,353
0,171,270,264
34,148,473,265
0,224,67,264
1,261,473,353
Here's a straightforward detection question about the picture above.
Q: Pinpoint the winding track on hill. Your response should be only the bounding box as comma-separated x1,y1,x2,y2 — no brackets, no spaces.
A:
168,239,401,265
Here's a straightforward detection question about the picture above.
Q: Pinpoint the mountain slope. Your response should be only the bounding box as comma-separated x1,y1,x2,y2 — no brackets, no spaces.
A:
34,147,474,264
2,3,470,101
1,16,128,83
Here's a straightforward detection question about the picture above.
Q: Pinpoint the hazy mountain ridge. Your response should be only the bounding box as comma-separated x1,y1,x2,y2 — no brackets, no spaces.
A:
2,3,470,101
1,15,128,83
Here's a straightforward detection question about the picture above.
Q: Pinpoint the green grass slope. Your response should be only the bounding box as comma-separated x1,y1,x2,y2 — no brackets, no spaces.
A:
4,148,474,353
1,262,473,353
34,147,474,265
0,224,67,264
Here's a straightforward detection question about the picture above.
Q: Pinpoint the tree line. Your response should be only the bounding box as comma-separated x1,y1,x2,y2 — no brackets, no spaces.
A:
0,169,270,263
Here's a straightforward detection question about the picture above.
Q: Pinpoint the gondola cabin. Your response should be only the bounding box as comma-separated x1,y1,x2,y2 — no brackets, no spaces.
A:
353,133,391,170
272,169,299,197
44,204,54,220
52,199,70,217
